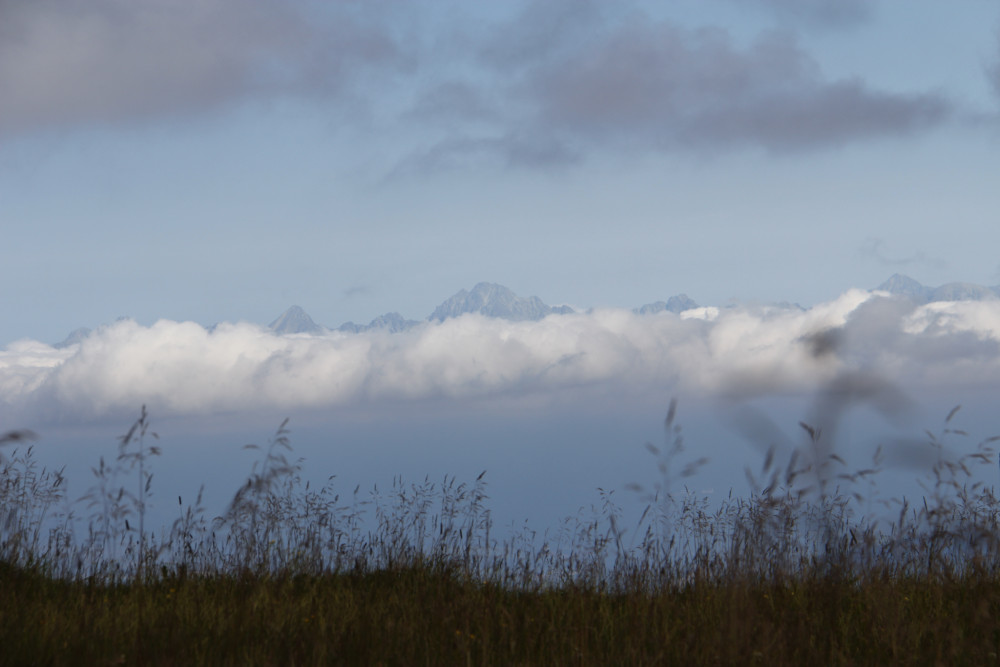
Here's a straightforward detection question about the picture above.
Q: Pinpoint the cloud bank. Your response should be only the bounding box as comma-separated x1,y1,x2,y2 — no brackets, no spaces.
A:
4,289,1000,423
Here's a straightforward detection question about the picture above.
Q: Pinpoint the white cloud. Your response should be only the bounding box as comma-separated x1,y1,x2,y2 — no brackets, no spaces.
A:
0,340,74,398
903,300,1000,341
5,289,1000,424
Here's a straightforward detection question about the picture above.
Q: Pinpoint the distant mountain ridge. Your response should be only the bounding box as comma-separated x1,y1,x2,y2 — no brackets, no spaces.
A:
265,283,582,336
45,283,705,345
53,327,92,348
428,282,575,322
634,294,699,316
875,273,1000,304
337,312,421,334
47,275,1000,346
262,275,1000,339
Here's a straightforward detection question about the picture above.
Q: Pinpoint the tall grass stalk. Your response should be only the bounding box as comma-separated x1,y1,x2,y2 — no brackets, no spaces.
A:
3,403,1000,663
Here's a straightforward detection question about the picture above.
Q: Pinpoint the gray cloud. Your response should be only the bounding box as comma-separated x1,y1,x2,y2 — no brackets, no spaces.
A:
475,0,608,69
342,284,372,299
990,30,1000,101
726,0,873,29
517,24,950,155
387,133,580,179
406,13,952,168
0,0,403,137
406,82,502,127
859,238,948,271
0,1,964,163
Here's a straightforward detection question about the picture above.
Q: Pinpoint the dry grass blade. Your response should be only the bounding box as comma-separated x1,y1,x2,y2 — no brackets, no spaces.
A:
2,401,1000,664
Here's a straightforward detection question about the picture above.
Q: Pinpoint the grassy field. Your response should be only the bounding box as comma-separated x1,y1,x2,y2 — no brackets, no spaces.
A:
3,403,1000,665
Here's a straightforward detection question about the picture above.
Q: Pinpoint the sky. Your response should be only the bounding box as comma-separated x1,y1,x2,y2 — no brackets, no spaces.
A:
3,1,1000,527
1,0,999,346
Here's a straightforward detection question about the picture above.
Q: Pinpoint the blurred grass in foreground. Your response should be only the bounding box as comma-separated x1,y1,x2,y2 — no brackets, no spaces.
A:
3,402,1000,665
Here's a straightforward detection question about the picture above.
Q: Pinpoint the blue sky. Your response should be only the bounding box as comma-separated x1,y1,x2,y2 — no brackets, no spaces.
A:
4,1,1000,529
2,0,999,346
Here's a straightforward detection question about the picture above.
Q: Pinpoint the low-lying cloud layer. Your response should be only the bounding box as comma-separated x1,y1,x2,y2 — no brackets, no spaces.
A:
4,289,1000,424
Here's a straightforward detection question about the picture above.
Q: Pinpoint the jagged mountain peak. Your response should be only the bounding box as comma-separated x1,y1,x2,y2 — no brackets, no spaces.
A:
932,282,999,302
875,274,932,302
428,283,573,322
53,327,92,349
338,312,421,334
635,294,699,316
269,305,325,335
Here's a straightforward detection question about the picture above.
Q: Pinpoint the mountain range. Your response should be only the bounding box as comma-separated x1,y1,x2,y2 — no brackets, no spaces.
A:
337,312,421,335
237,275,1000,336
633,294,699,316
270,282,586,336
50,274,1000,345
264,282,705,336
428,282,575,323
875,273,1000,304
52,327,93,349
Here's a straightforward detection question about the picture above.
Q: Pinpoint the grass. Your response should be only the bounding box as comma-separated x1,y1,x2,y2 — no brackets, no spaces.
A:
3,400,1000,665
